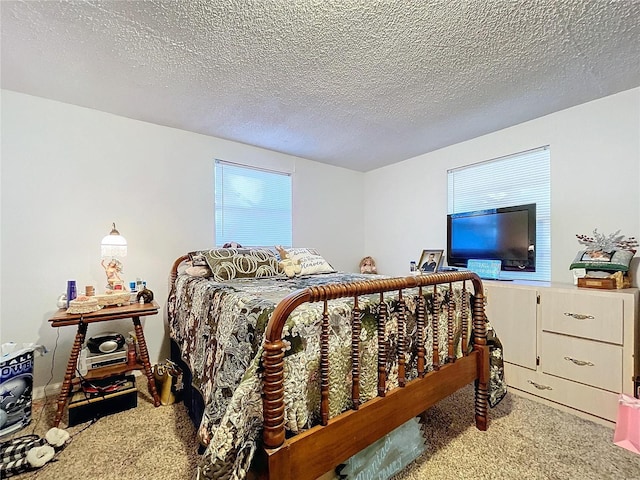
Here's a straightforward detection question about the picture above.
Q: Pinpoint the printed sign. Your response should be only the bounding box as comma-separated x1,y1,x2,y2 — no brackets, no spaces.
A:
467,259,502,280
1,344,45,437
336,417,427,480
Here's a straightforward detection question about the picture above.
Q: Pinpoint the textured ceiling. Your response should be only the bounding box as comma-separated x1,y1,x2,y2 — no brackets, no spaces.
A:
2,1,639,172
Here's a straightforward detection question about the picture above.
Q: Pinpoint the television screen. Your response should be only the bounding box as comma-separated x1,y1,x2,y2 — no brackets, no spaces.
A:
447,204,536,271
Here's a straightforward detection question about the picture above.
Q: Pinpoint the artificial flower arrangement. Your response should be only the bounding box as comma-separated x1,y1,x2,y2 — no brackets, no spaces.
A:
570,229,638,288
576,229,638,253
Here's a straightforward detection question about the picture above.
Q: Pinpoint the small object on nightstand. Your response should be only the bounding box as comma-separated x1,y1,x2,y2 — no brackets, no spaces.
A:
66,280,77,308
67,296,101,314
136,287,154,304
95,291,132,307
86,332,125,354
126,338,137,366
56,294,67,309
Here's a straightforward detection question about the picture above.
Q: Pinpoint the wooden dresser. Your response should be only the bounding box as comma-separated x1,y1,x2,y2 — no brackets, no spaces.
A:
484,280,638,425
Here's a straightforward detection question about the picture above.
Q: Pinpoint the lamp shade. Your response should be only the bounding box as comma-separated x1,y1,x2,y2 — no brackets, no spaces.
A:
101,223,127,258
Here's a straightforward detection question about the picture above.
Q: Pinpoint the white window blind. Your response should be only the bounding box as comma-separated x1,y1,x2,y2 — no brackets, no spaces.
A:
447,146,551,281
215,160,292,248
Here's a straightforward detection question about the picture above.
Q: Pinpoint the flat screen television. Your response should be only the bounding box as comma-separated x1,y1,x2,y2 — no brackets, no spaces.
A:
447,203,536,271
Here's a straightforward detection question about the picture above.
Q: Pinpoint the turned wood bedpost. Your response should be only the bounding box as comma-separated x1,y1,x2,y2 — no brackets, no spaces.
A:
461,282,469,356
397,290,406,387
320,301,330,425
377,293,388,397
351,296,362,409
447,282,456,363
263,290,311,448
169,255,189,292
432,285,440,370
416,287,426,377
262,340,286,447
471,282,489,431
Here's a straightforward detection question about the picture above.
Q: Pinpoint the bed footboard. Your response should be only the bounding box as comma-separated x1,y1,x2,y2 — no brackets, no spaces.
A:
258,272,489,480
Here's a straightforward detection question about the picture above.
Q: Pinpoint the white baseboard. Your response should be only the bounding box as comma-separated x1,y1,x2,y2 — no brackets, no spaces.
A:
33,382,61,400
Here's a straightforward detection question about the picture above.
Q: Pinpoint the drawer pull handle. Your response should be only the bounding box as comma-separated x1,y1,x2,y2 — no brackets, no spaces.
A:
564,356,594,367
563,312,594,320
528,380,552,391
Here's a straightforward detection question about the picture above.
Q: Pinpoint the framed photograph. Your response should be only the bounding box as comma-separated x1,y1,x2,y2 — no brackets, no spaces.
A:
418,249,444,273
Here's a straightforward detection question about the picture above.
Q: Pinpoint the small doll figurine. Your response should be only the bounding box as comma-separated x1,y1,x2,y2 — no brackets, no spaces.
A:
359,256,377,274
101,258,124,289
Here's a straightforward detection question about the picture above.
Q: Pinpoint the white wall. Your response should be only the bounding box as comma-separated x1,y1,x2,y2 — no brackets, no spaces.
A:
0,90,364,389
364,88,640,283
4,87,638,391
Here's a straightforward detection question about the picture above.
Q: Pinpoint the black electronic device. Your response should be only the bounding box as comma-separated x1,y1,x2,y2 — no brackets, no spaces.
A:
86,332,126,354
68,375,137,426
447,203,536,272
83,347,127,370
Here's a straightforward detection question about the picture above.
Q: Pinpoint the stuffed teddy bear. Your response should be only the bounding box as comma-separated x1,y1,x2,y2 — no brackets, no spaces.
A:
0,427,69,478
275,246,302,278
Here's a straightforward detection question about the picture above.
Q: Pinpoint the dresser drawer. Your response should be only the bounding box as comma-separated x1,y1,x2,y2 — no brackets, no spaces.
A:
540,332,622,392
540,290,623,344
504,363,619,422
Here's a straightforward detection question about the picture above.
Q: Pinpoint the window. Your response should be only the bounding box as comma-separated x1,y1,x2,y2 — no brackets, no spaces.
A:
215,160,292,247
447,146,551,281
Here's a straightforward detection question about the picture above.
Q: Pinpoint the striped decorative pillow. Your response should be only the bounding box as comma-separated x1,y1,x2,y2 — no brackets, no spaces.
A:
199,248,281,281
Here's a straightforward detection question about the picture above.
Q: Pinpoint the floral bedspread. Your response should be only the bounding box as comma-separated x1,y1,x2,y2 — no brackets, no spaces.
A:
168,272,506,480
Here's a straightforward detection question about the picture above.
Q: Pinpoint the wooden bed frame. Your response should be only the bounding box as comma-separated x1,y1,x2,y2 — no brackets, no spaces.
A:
169,257,489,480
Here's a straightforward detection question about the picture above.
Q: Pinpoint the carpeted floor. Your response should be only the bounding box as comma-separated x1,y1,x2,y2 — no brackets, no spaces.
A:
5,378,640,480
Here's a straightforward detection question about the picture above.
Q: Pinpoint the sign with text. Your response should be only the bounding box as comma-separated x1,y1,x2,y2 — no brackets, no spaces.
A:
1,344,45,437
336,417,427,480
467,259,502,280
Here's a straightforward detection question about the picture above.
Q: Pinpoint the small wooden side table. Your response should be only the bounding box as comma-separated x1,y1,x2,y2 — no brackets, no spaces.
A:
48,301,161,427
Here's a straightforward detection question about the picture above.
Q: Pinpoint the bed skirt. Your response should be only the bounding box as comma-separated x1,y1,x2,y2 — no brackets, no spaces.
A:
170,338,206,452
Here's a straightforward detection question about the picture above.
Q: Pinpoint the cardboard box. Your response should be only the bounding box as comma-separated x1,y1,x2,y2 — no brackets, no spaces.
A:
68,375,137,426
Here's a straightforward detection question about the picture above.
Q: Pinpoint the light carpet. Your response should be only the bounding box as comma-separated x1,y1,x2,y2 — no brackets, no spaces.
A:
6,379,640,480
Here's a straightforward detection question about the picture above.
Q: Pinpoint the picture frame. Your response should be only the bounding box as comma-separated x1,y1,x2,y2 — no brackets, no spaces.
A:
418,249,444,273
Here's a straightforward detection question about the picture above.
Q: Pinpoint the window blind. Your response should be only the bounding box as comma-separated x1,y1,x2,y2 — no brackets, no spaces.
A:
215,160,292,248
447,146,551,281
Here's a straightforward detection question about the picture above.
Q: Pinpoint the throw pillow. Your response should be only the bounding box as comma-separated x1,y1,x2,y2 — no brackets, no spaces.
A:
201,248,281,281
569,249,634,272
285,248,336,275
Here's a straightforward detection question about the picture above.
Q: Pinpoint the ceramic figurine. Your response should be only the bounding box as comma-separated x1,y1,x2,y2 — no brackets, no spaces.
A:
101,258,124,290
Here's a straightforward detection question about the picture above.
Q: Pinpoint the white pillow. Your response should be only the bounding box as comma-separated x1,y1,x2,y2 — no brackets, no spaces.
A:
285,248,335,275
